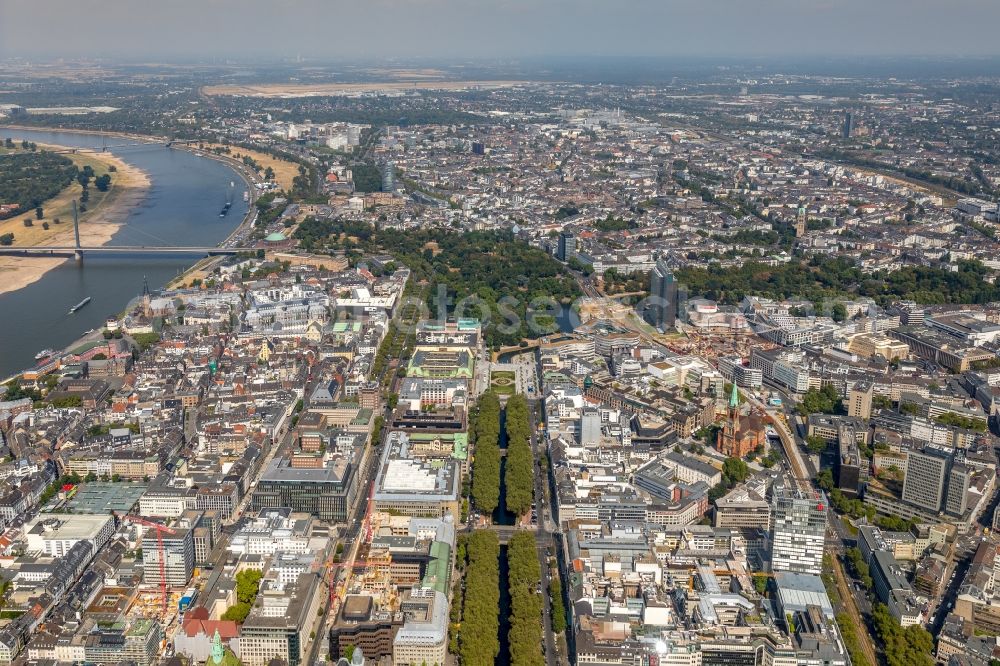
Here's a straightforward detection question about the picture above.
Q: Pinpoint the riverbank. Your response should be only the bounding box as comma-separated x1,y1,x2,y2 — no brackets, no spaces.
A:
200,142,299,191
0,126,252,379
162,145,260,290
0,128,262,296
0,144,150,296
0,123,166,145
174,145,259,241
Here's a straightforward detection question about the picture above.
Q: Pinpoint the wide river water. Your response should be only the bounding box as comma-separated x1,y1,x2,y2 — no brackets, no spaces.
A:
0,129,249,378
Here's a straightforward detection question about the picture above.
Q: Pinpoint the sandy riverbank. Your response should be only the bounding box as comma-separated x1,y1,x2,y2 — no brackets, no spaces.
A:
199,142,299,191
0,145,150,296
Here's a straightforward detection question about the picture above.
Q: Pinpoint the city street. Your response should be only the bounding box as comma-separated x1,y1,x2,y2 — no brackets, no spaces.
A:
744,390,880,666
529,392,564,666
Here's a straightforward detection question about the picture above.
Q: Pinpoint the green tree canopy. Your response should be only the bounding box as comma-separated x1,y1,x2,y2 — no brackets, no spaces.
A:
504,394,535,516
471,392,502,513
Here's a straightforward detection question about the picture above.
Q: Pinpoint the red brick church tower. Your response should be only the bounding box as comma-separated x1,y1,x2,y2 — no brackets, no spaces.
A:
717,383,766,458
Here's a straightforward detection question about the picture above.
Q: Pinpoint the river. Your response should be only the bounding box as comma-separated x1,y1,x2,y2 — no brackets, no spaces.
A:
492,409,517,526
497,545,512,666
0,129,249,378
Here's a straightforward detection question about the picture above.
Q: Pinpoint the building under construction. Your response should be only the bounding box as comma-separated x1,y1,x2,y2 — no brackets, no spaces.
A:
327,512,455,663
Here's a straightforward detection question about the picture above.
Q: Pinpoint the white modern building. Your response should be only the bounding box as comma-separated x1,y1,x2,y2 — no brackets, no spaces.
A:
770,486,827,576
142,525,195,587
24,513,115,558
392,589,449,666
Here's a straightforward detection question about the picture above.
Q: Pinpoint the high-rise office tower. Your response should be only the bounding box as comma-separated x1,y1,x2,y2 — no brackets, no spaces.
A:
646,259,678,331
557,231,576,261
381,162,396,193
847,381,874,420
771,486,827,576
946,462,972,517
902,447,950,514
143,525,195,587
843,112,854,139
901,446,972,517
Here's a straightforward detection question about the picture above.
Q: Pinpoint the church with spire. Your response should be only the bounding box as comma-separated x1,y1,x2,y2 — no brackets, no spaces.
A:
717,383,766,458
207,628,242,666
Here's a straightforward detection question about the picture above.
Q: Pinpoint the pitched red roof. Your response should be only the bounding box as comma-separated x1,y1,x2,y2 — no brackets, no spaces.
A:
182,618,240,640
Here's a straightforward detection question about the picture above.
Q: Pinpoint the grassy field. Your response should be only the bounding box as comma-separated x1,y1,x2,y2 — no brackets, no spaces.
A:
203,143,299,191
491,370,517,396
0,149,124,245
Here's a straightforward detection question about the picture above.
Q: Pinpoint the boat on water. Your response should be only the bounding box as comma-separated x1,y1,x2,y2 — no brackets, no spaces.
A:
34,349,55,360
220,185,234,216
68,297,92,314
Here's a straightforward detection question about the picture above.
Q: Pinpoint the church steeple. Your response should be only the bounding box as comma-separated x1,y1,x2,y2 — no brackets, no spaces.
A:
141,275,152,318
211,629,224,665
719,383,741,457
718,381,766,459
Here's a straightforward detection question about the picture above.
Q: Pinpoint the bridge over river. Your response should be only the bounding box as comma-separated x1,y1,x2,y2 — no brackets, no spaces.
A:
0,245,253,258
0,202,252,260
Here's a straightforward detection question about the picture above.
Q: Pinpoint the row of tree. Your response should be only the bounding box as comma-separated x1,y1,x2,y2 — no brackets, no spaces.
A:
816,468,915,532
504,394,534,516
458,531,501,666
448,559,464,655
871,602,935,666
835,612,872,666
549,576,566,634
507,532,544,666
845,547,873,590
471,392,501,513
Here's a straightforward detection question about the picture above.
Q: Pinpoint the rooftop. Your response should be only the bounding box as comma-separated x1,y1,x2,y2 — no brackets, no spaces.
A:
26,513,113,541
64,482,148,514
260,454,352,485
374,432,459,502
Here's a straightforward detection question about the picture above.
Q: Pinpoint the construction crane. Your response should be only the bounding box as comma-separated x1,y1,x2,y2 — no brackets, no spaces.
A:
123,515,177,614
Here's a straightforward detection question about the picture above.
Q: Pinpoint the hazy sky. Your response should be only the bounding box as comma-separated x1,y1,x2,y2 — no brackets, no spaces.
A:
2,0,1000,61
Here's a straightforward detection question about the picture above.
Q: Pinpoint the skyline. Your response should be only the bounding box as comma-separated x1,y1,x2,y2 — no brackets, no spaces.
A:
2,5,1000,666
3,0,1000,61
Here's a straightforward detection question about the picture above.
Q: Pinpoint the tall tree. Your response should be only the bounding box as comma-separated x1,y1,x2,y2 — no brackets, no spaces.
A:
471,392,501,513
505,394,535,516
